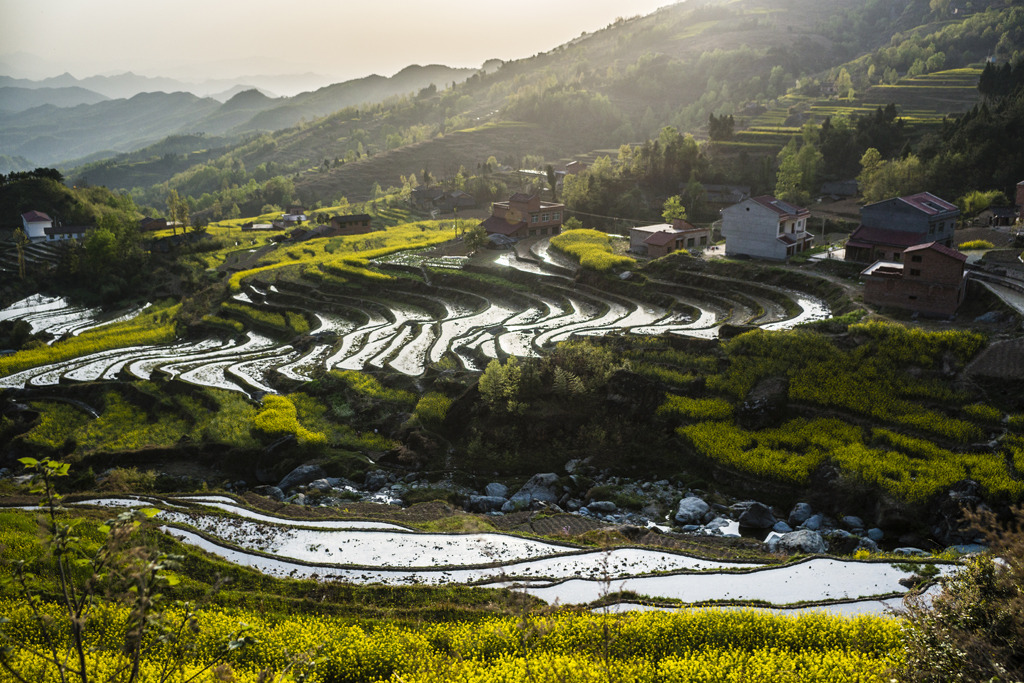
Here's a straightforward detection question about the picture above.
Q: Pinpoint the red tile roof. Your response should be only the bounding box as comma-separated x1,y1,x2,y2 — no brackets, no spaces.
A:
481,215,526,236
849,225,927,247
21,210,51,222
904,241,966,262
898,192,957,215
749,195,810,219
644,230,679,247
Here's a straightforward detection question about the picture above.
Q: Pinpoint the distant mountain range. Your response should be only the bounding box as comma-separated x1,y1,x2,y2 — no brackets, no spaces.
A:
0,65,477,168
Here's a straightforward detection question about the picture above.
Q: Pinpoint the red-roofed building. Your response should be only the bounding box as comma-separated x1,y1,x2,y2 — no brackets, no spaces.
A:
845,192,958,263
21,211,52,241
861,241,968,316
721,195,812,260
482,193,563,241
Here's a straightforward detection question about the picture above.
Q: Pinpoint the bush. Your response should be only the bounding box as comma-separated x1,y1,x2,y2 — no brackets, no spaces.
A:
956,240,994,250
896,507,1024,682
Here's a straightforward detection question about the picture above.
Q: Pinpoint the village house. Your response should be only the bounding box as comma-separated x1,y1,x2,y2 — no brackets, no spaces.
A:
630,219,712,258
1017,180,1024,219
480,193,564,241
410,187,477,214
328,213,374,235
720,195,812,260
845,192,958,263
44,225,89,242
139,217,167,232
21,211,52,241
860,241,968,316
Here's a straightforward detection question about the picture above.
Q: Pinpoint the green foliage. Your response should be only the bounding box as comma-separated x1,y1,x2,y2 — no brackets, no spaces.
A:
956,240,994,250
412,392,453,428
658,394,734,421
253,394,327,446
897,507,1024,682
329,370,417,408
478,357,524,414
549,229,635,272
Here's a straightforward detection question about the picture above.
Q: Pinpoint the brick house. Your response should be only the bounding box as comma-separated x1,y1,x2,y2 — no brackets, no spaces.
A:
860,241,968,316
480,193,563,241
329,213,374,235
845,192,958,263
721,195,812,260
630,220,711,257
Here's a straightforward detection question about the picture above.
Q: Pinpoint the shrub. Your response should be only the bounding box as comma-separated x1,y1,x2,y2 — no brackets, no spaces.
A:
956,240,994,250
896,507,1024,682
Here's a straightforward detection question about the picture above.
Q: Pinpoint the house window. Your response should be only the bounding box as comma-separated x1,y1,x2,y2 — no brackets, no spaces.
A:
700,236,707,246
542,213,549,221
911,255,922,263
910,269,921,277
531,215,538,223
553,212,560,221
929,224,935,234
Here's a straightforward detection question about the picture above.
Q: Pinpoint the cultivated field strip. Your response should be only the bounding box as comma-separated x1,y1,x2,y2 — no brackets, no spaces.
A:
0,270,829,394
49,496,950,614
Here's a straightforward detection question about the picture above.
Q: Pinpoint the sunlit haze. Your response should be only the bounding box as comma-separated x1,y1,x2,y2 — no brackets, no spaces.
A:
2,0,673,87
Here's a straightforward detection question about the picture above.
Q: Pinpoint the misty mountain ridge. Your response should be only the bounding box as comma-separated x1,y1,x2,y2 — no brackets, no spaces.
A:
0,64,477,168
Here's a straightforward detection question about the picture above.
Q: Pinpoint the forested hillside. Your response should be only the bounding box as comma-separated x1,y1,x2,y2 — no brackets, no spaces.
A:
45,0,1023,227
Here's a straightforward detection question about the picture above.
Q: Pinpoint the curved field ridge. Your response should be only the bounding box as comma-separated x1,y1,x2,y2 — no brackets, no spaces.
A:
0,263,830,394
63,497,949,614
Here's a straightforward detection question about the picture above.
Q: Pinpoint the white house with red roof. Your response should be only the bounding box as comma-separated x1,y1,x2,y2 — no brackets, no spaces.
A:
21,211,53,241
845,192,958,263
721,195,812,260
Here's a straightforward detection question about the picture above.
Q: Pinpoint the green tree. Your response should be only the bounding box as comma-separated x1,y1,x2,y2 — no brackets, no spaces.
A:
661,195,688,222
545,164,558,201
478,357,523,413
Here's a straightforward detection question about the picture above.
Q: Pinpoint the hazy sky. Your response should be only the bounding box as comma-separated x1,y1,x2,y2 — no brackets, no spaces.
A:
2,0,673,82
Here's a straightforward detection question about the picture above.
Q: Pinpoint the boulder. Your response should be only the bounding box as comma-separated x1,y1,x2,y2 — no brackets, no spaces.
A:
278,465,326,492
307,478,333,493
841,515,865,531
511,473,561,505
738,502,776,529
363,470,390,491
788,502,813,527
825,529,859,554
894,547,929,557
776,529,828,555
772,521,793,534
588,500,618,514
252,485,284,502
485,482,509,498
466,495,506,513
867,528,885,542
674,496,710,525
802,514,824,531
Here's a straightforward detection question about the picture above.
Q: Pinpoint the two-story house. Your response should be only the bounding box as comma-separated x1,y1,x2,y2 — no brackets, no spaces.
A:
721,195,812,260
860,241,968,316
845,192,958,263
480,193,564,241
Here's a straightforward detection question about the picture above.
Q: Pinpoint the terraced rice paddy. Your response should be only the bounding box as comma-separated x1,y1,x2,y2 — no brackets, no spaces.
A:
55,496,951,614
0,251,830,395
